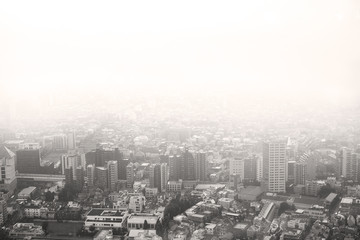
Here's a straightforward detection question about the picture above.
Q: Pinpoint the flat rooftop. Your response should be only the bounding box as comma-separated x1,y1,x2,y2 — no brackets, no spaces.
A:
87,208,126,216
127,215,159,224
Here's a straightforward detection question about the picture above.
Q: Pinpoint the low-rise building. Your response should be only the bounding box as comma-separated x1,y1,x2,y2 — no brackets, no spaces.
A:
9,223,45,238
129,195,146,213
84,209,128,229
127,214,159,230
18,186,37,199
167,181,182,192
218,198,233,210
145,188,158,198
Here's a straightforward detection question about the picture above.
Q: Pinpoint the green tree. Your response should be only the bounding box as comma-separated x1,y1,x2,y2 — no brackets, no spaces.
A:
318,184,335,198
89,225,95,232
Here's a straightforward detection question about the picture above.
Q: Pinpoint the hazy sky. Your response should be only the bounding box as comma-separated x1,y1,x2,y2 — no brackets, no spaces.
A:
1,0,360,115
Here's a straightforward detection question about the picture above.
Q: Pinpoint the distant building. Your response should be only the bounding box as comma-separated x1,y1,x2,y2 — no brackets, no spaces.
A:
129,195,146,213
0,198,8,226
160,163,169,192
107,161,118,191
16,144,41,174
0,146,17,195
96,167,108,189
18,186,37,199
87,164,95,187
295,162,307,185
53,134,68,151
244,155,257,181
194,151,208,181
67,131,76,150
127,214,159,230
229,158,244,182
263,140,287,193
126,163,135,188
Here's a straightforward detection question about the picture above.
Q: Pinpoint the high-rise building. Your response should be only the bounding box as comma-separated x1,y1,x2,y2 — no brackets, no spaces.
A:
256,156,263,181
96,167,108,189
339,147,357,180
0,198,8,226
287,161,296,184
263,140,287,193
16,143,41,174
64,167,73,185
95,147,115,167
229,158,245,181
107,161,118,191
126,163,134,188
194,151,207,181
75,166,84,189
86,164,95,187
160,163,169,192
169,155,181,181
244,155,257,181
67,131,76,150
181,149,195,180
153,164,162,192
294,162,307,185
0,146,17,195
115,148,126,180
299,151,318,181
53,134,68,151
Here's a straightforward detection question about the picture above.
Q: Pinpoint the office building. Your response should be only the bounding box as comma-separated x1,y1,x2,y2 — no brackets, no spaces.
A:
86,164,95,187
160,163,169,192
169,155,181,180
107,160,118,191
95,147,115,167
229,158,244,180
339,147,359,181
53,134,68,151
194,151,208,181
115,148,127,180
0,146,17,195
0,198,8,226
126,163,134,188
256,156,263,181
295,162,307,185
67,131,76,150
244,155,257,181
262,140,287,193
16,143,41,174
287,161,296,183
96,167,108,189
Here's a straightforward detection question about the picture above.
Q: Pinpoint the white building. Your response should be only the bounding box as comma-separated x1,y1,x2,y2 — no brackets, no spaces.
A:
167,180,182,192
263,141,287,193
129,195,146,213
84,209,128,229
127,214,159,230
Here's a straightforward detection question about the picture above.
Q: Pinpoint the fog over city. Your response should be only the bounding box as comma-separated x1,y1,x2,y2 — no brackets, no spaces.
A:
1,1,360,240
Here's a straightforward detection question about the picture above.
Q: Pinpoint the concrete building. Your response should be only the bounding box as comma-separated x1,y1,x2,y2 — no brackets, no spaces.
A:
126,163,135,188
53,134,68,151
16,143,41,174
194,151,208,181
127,214,159,230
160,163,169,192
9,223,45,238
229,158,245,182
87,164,95,187
295,162,307,185
84,209,128,229
18,186,37,199
107,161,118,191
0,198,7,226
256,156,263,181
96,167,108,189
0,146,17,195
263,140,287,193
129,195,146,213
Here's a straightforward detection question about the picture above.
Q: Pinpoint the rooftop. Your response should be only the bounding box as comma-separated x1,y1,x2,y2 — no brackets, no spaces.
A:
127,214,159,224
18,187,36,196
0,145,15,159
87,208,126,216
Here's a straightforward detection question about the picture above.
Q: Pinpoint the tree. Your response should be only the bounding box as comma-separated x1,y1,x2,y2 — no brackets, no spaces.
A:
143,220,150,229
42,221,49,234
45,191,55,202
278,202,296,216
155,219,163,236
0,229,11,240
318,184,335,198
89,225,95,232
